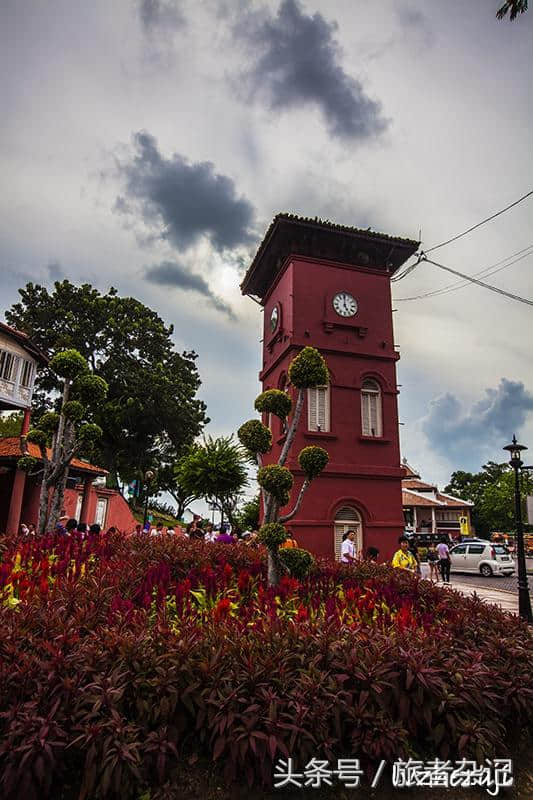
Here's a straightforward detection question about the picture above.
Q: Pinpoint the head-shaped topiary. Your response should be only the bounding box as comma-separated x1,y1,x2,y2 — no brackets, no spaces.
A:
73,374,108,405
63,400,85,422
254,389,292,419
17,455,38,473
238,419,272,455
39,412,60,434
77,423,103,444
258,522,287,549
26,429,48,447
298,446,329,480
49,349,88,381
288,346,328,388
257,464,293,501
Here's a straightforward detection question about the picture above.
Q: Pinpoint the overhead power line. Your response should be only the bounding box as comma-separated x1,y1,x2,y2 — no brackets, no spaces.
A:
418,256,533,307
394,244,533,301
424,189,533,254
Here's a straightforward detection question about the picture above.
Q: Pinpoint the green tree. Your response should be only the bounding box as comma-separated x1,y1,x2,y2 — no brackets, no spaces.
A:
496,1,528,21
175,436,248,527
445,461,533,537
238,346,329,586
7,281,208,486
18,349,108,533
0,412,23,437
235,495,260,531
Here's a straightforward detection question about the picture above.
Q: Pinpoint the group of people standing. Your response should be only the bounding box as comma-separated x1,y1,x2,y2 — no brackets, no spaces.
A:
341,530,452,584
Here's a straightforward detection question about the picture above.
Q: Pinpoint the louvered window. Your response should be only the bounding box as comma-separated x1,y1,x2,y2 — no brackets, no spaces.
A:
334,506,362,560
0,350,18,382
361,379,382,437
308,385,330,432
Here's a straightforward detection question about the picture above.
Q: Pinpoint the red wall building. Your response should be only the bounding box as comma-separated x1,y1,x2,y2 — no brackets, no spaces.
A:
241,214,419,561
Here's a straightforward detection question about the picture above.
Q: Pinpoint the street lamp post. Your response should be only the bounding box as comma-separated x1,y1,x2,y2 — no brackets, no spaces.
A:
503,436,532,624
143,469,155,528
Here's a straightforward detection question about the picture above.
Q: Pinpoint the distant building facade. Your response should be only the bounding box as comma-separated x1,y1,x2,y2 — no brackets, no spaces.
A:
401,458,474,537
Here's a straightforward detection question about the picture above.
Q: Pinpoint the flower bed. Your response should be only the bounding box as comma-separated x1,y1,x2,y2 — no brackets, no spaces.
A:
1,533,532,798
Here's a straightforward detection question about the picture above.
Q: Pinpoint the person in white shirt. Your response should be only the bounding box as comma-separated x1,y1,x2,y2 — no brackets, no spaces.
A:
341,530,357,563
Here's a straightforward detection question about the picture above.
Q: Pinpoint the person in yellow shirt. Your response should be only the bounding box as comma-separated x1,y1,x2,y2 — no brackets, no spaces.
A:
391,536,418,572
280,530,298,549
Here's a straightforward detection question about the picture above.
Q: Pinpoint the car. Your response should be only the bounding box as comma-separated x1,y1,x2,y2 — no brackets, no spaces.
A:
449,541,515,577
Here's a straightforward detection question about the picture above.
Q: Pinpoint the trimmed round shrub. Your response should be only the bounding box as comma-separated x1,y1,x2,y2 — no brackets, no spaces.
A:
254,389,292,419
38,412,60,433
288,346,328,388
279,547,316,579
258,522,287,548
25,429,47,447
257,465,293,501
17,455,38,472
298,446,329,480
77,423,103,443
238,420,272,455
49,349,88,380
73,374,108,405
63,400,85,421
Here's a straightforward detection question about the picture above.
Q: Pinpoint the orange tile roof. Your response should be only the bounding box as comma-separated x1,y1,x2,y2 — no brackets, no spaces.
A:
436,492,473,507
0,437,107,475
402,478,437,491
402,490,442,507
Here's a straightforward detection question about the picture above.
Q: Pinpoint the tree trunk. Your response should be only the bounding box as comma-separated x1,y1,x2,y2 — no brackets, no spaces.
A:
37,463,52,534
267,547,286,587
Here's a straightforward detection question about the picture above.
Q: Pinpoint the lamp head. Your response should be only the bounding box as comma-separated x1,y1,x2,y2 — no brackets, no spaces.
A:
144,469,155,481
503,435,527,467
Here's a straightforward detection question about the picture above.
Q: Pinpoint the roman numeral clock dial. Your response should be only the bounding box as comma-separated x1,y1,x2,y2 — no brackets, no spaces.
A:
332,292,358,317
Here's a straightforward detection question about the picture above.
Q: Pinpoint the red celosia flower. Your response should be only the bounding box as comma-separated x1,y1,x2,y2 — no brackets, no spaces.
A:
214,597,231,621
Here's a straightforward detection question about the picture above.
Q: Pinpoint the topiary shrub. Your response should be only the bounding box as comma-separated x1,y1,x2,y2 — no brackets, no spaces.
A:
279,546,316,579
38,412,60,433
63,400,85,421
257,465,293,501
17,455,38,472
254,389,292,419
73,374,108,405
258,521,287,548
288,346,328,388
298,446,329,480
238,419,272,455
26,429,47,447
77,423,103,443
49,349,88,380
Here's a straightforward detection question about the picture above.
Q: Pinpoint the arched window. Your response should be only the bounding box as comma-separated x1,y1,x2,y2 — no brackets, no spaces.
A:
307,384,330,432
361,379,382,437
334,505,362,560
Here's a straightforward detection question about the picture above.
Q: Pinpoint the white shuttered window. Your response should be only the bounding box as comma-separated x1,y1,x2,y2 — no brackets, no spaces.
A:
361,380,382,437
308,385,330,432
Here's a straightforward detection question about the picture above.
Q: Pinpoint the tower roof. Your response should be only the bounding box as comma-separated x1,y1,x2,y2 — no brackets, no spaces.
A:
240,213,419,300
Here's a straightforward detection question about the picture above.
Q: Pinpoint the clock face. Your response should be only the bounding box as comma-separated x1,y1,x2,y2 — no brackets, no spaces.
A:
270,305,279,332
332,292,358,317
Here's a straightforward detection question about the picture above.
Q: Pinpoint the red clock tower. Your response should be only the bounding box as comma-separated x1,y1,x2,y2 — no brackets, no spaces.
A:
241,214,419,560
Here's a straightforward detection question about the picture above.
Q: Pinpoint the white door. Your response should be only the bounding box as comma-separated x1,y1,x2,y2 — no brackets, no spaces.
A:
334,506,362,560
94,497,108,528
449,543,468,572
75,493,83,521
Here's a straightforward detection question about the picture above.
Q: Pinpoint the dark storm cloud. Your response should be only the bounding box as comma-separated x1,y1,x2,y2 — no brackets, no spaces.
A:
422,379,533,464
138,0,184,32
233,0,388,141
144,259,236,319
115,131,256,252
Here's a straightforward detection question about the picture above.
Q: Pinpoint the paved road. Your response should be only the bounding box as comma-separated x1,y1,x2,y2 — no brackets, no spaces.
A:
420,564,533,596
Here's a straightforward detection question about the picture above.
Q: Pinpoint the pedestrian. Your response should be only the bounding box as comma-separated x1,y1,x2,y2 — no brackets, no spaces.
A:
427,542,440,581
437,537,451,584
150,522,164,536
89,523,101,537
408,538,422,575
77,522,88,538
341,530,357,563
391,536,418,572
27,523,36,536
204,523,217,542
66,518,78,534
20,523,29,536
364,546,379,562
187,521,204,540
216,528,235,544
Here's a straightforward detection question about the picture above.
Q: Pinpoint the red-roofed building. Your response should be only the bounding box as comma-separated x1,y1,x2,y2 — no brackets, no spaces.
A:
0,323,137,534
401,458,474,537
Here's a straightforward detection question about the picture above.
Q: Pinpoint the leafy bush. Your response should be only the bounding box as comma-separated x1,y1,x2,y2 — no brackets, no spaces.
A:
256,465,293,500
298,445,329,479
16,455,38,473
288,346,328,388
258,521,287,548
0,534,532,798
63,400,85,421
38,412,60,433
254,389,292,418
279,546,315,579
25,429,47,447
49,349,88,379
73,373,108,404
237,419,272,455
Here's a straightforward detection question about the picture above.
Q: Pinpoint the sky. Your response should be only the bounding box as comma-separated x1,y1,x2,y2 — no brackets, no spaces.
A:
2,0,533,499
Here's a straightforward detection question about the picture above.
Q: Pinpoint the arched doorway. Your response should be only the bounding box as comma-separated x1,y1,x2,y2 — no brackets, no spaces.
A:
334,505,363,560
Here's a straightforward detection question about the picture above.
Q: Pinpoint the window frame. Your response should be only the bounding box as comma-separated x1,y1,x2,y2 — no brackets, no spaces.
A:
307,384,330,432
361,378,383,437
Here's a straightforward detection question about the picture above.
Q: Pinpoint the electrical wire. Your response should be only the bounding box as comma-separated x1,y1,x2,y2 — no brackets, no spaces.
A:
424,189,533,254
394,244,533,301
418,256,533,307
